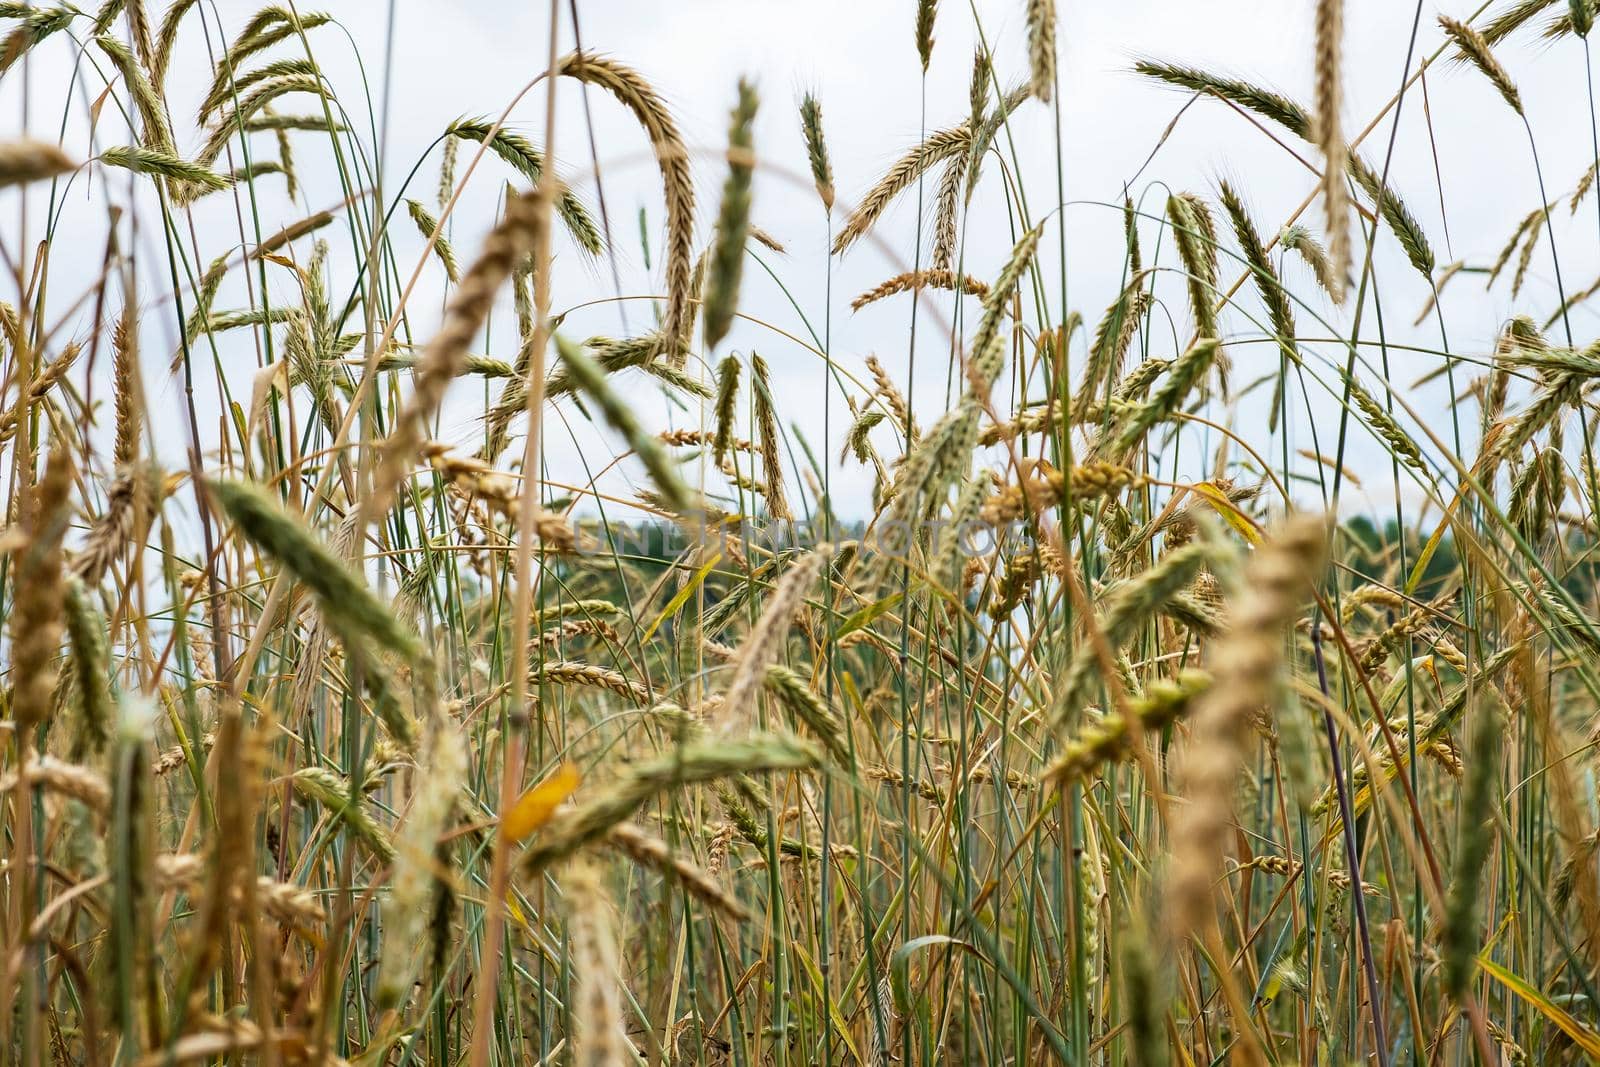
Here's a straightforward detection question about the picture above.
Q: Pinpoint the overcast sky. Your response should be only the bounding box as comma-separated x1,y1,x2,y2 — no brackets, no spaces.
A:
7,0,1598,521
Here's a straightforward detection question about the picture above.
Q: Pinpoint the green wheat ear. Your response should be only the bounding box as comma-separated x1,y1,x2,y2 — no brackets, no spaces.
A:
209,477,421,664
98,145,230,191
702,78,758,353
554,334,696,514
10,2,1600,1062
798,92,834,211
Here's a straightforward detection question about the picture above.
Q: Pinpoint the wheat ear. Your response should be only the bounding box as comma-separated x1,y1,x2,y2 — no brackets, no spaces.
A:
1314,0,1350,300
1168,513,1328,935
367,187,544,523
556,52,695,362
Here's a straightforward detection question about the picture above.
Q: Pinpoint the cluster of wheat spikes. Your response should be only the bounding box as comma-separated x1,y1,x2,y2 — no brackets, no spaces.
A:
8,0,1600,1063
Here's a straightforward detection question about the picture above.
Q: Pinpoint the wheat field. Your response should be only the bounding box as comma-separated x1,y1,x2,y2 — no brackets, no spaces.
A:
3,0,1600,1063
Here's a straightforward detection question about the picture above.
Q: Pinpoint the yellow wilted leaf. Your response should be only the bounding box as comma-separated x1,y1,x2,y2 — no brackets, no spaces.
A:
506,892,533,933
1478,954,1600,1058
1407,485,1464,595
1189,480,1263,544
501,762,580,843
640,552,720,643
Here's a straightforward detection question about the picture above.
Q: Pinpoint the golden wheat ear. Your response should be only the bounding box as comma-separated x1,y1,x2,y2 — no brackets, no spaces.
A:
554,52,695,362
377,719,467,1011
1168,513,1329,937
1439,15,1524,115
1025,0,1055,102
0,138,77,187
1313,0,1349,301
365,186,546,523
